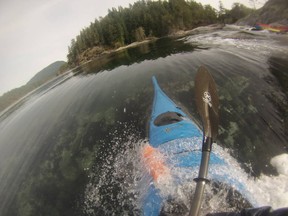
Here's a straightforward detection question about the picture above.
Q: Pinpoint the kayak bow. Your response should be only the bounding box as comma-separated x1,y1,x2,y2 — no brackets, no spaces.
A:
142,74,255,216
149,76,202,147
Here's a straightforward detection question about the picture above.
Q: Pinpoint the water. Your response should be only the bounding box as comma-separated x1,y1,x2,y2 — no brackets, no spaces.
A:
0,27,287,215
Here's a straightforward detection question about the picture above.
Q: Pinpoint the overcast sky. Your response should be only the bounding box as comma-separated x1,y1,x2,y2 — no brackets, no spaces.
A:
0,0,265,95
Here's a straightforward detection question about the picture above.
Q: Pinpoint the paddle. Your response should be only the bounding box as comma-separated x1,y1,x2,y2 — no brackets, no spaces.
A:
189,66,219,216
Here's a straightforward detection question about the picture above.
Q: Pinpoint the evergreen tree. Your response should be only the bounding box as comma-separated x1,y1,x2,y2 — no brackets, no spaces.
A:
227,3,254,23
134,27,146,41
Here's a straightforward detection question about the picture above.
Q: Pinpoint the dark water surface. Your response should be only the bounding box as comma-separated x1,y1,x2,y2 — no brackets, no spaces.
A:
0,28,288,215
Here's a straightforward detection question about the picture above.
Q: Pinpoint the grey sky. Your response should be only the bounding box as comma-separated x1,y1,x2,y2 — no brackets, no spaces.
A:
0,0,265,95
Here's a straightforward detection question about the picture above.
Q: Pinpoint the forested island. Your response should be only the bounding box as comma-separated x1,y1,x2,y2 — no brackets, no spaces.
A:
67,0,253,66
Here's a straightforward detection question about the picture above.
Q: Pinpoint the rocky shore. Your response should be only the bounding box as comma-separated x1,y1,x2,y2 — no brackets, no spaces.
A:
236,0,288,27
75,24,226,66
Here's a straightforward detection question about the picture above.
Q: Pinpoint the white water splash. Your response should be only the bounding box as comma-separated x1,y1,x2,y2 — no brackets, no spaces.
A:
250,153,288,209
83,137,288,215
185,29,288,57
83,137,148,215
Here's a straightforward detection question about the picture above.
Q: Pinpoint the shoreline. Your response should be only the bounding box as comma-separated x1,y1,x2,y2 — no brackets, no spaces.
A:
114,38,158,52
72,22,288,68
75,37,158,66
74,24,225,67
168,24,225,38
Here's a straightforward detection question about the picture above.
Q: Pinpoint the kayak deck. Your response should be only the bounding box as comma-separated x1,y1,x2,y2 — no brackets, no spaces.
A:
142,76,256,215
149,76,202,147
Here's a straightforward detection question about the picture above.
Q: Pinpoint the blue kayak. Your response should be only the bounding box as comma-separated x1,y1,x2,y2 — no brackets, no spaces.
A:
142,77,256,215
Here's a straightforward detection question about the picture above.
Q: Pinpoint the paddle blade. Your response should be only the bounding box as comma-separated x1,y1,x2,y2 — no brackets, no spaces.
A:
195,66,219,140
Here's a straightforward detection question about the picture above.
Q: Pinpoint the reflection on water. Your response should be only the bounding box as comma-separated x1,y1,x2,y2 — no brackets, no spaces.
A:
268,55,288,133
78,37,197,75
0,32,288,215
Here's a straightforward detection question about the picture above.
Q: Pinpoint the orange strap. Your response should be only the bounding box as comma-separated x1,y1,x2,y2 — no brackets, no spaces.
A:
142,145,170,182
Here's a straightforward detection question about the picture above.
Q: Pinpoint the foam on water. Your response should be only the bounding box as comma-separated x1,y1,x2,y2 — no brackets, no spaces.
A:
83,136,288,215
250,153,288,208
185,29,288,58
